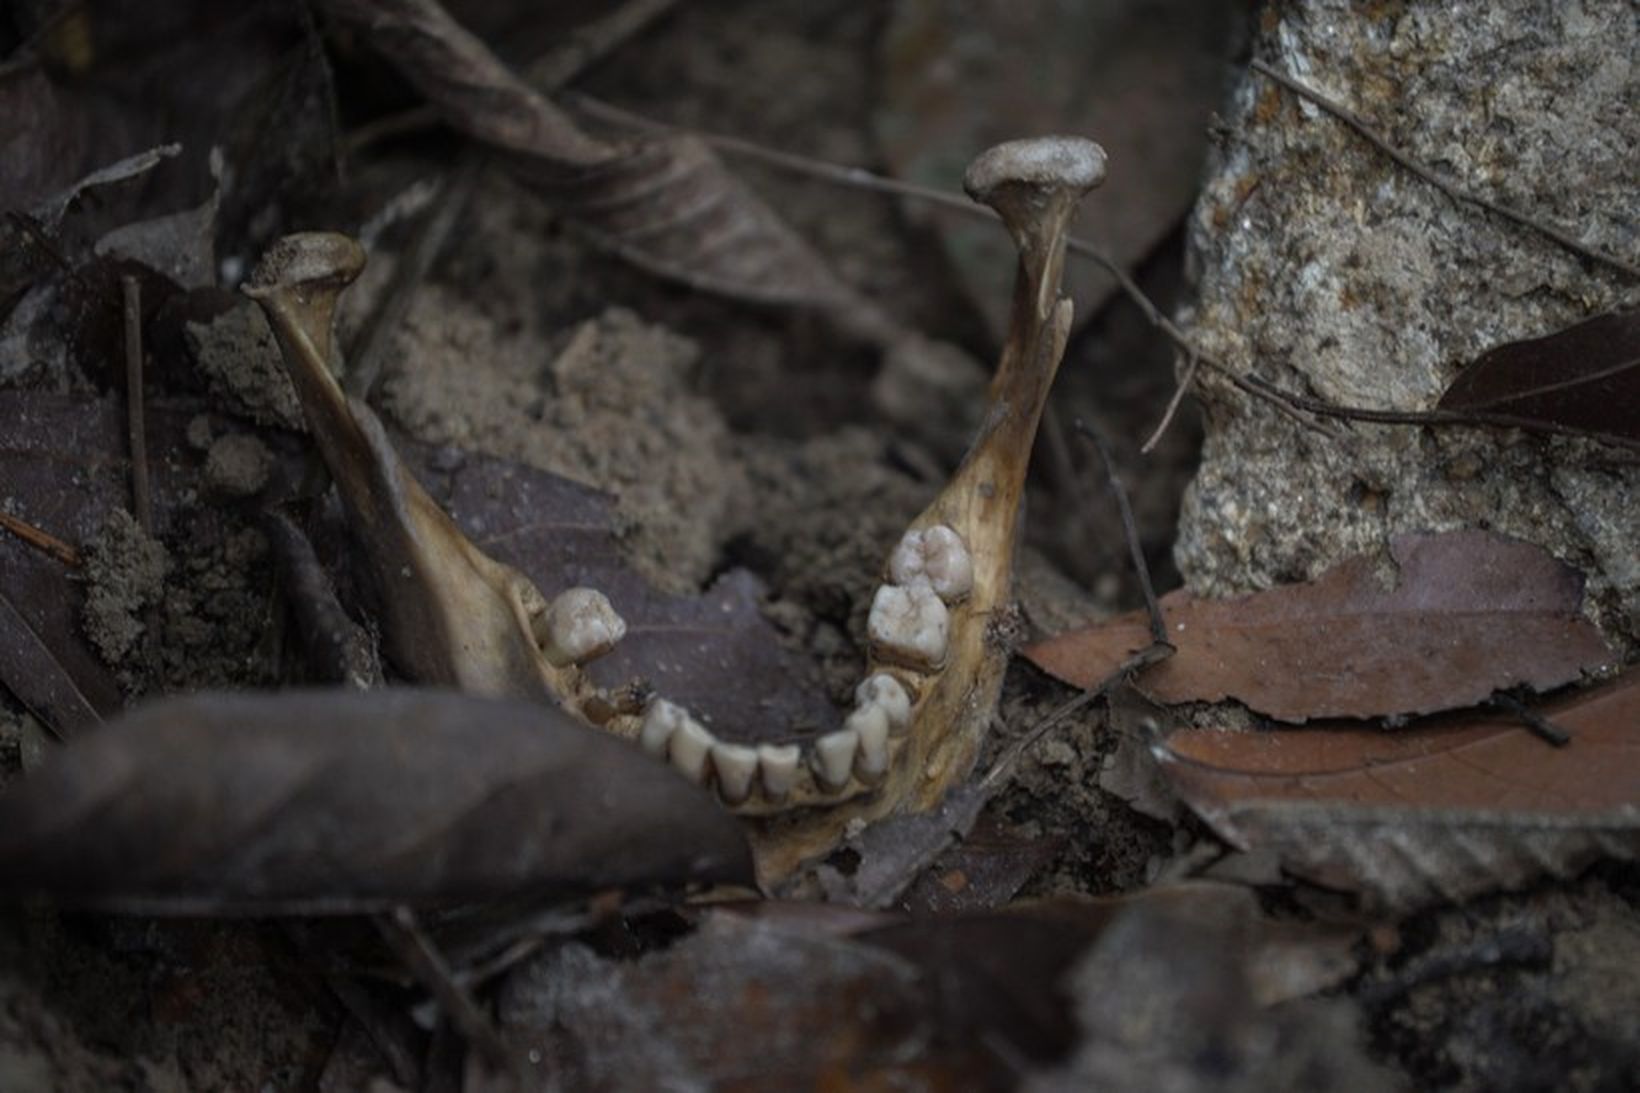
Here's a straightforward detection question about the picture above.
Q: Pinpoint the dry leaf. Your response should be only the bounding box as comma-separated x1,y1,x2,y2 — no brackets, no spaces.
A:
0,688,754,913
1156,672,1640,910
1438,310,1640,443
1025,530,1614,721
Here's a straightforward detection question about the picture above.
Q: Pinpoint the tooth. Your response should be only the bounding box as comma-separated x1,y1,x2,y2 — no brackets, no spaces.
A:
812,729,859,791
855,673,912,735
532,587,626,667
888,524,973,603
710,741,759,804
758,744,801,800
867,584,949,671
639,698,684,757
668,716,714,783
846,704,891,782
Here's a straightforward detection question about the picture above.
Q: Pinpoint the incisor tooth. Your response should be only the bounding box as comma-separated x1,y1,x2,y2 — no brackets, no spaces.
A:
855,673,912,734
711,741,759,804
639,699,684,757
534,587,625,667
758,744,801,800
668,716,714,782
846,703,891,782
867,584,949,671
812,729,859,791
888,524,973,603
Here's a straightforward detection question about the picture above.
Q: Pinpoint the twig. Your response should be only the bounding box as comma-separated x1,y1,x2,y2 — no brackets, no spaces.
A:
1141,346,1199,454
0,511,81,567
1490,690,1572,748
375,906,516,1076
1073,419,1167,646
1250,59,1639,281
120,274,152,534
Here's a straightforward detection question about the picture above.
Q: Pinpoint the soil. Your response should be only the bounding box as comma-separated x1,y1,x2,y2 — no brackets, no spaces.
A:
0,1,1634,1090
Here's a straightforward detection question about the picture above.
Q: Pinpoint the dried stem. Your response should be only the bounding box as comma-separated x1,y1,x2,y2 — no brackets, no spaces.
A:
375,906,515,1075
1141,346,1199,454
120,274,151,534
0,511,81,567
1073,419,1167,648
1249,59,1640,281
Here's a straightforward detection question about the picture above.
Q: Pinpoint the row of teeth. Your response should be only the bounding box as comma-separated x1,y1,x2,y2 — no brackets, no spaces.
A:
628,524,974,805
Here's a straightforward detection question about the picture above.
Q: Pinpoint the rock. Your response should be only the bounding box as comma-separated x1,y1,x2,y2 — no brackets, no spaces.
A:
1175,0,1640,651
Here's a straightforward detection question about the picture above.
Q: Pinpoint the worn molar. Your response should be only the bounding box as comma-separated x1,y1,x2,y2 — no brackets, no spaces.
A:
533,587,625,667
888,524,973,603
867,584,949,671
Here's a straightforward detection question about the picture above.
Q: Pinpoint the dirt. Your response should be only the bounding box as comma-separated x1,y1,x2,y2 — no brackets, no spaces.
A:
1,1,1634,1090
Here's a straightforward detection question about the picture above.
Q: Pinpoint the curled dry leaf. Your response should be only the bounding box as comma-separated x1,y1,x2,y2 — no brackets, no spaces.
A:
0,688,754,913
1156,672,1640,911
1438,309,1640,443
1025,530,1615,722
322,0,893,342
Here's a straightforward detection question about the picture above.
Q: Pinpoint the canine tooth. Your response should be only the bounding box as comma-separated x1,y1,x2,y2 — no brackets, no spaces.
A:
758,744,801,800
812,729,859,791
888,524,974,603
639,699,684,757
846,703,891,781
855,673,912,734
668,716,715,783
867,584,949,670
533,587,626,667
711,741,759,804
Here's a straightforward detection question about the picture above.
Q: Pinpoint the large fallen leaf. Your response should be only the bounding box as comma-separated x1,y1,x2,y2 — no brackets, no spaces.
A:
1025,530,1614,721
1438,310,1640,443
876,0,1242,332
323,0,892,341
0,688,753,913
1155,672,1640,911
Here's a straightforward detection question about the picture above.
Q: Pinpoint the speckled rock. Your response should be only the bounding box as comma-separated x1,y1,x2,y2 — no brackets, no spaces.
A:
1176,0,1640,651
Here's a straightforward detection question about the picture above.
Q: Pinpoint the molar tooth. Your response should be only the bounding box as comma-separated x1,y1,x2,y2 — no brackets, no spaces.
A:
533,587,626,667
639,699,684,757
710,741,759,804
812,729,859,791
758,744,801,801
888,524,974,603
846,704,891,782
855,673,912,735
668,716,715,783
867,584,949,671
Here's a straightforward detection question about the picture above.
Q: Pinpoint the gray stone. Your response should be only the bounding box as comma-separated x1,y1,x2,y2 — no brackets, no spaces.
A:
1176,0,1640,652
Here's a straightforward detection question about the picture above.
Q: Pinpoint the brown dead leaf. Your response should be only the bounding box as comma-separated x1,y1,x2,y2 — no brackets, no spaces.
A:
0,688,753,913
1025,530,1614,722
1438,310,1640,443
1155,672,1640,911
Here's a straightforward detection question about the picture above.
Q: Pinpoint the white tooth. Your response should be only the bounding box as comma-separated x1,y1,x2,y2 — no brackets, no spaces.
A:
888,524,973,603
811,729,859,790
867,584,949,670
535,587,626,667
639,698,684,757
855,673,912,734
846,703,891,782
668,716,714,782
710,741,759,804
758,744,801,800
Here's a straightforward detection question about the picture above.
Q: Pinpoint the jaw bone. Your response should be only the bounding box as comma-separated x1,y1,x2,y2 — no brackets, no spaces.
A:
244,135,1105,885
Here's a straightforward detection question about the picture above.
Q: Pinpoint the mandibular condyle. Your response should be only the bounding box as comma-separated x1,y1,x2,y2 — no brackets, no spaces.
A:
245,136,1107,884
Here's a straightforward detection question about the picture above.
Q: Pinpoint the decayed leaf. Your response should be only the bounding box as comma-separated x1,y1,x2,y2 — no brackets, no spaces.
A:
323,0,893,341
1025,530,1614,721
875,0,1241,332
1155,672,1640,911
1438,310,1640,443
0,688,754,913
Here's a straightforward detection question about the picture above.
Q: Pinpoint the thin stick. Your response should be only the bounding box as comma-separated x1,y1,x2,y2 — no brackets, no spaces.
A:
120,274,152,534
375,906,515,1075
1490,691,1572,748
0,511,81,567
1141,346,1200,454
1249,59,1639,281
1073,419,1168,646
